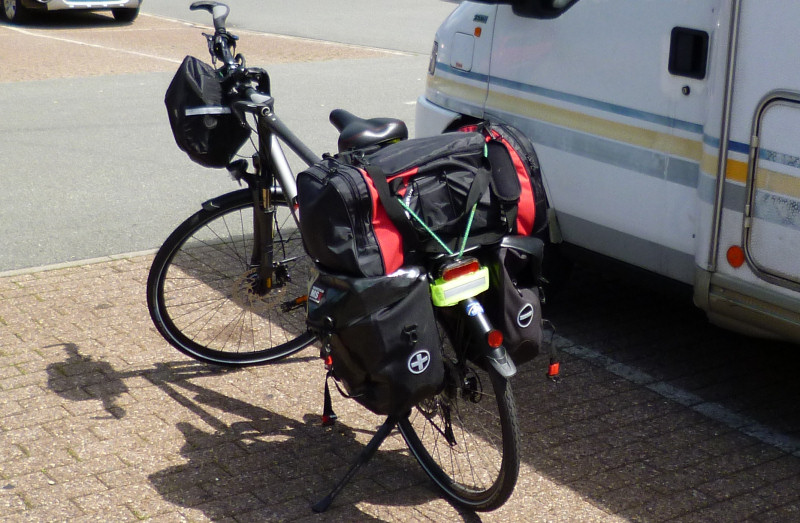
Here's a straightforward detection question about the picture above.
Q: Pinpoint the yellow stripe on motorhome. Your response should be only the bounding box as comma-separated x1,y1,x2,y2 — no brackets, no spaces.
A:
700,153,800,199
433,75,800,200
490,84,800,199
429,75,487,107
487,90,703,162
700,154,748,184
758,168,800,197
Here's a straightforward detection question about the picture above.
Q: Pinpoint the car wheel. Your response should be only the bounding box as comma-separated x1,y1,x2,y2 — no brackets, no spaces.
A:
3,0,32,24
112,7,139,22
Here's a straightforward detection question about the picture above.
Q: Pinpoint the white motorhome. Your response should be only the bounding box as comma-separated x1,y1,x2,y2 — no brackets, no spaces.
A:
417,0,800,342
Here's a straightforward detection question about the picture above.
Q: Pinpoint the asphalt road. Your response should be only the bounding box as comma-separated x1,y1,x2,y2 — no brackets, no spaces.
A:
142,0,459,55
0,3,454,272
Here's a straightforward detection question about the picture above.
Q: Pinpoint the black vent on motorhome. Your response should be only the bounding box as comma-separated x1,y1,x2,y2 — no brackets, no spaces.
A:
669,27,709,80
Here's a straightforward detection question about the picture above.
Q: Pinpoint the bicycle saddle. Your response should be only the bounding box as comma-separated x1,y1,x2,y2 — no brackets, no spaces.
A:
330,109,408,152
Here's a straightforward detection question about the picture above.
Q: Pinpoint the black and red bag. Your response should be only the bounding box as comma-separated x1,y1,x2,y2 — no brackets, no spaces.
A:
462,122,548,237
296,155,405,278
297,132,512,276
298,130,541,277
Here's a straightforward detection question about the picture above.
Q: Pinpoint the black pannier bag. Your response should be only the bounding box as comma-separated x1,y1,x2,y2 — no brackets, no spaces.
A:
306,268,444,416
297,132,529,277
479,236,545,366
164,56,251,168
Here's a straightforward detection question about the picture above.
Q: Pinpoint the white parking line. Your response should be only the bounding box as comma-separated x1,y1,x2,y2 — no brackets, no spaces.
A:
3,24,183,64
562,341,800,456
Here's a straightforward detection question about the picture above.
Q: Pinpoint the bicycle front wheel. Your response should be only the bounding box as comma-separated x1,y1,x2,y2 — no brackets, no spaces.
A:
398,318,520,511
147,189,315,366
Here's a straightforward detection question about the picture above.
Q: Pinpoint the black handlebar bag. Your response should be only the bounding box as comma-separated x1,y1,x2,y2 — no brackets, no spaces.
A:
306,268,444,416
165,56,251,168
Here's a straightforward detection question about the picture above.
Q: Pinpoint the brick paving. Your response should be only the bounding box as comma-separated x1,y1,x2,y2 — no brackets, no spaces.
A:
1,254,799,521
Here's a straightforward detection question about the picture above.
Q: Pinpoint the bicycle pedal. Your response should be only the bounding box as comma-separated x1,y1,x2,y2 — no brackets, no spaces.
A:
280,295,308,312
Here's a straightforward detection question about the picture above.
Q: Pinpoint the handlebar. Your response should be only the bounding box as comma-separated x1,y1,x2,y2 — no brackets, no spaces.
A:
190,0,229,31
186,1,315,165
190,1,238,69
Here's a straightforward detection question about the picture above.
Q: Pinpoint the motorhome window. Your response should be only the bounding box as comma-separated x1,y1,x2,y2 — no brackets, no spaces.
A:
669,27,709,80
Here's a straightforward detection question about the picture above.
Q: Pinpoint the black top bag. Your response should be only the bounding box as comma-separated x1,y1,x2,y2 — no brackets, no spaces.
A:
164,56,251,168
358,132,510,253
297,132,524,277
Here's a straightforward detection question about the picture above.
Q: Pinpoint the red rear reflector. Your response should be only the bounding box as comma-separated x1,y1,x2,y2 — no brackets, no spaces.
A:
487,329,503,348
442,258,480,281
547,362,560,377
726,245,745,268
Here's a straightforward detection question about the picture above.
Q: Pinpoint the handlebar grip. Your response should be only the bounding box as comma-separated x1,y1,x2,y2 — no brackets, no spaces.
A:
190,1,229,31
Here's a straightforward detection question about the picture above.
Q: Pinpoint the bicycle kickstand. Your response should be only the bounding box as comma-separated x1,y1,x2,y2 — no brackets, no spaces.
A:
312,415,399,513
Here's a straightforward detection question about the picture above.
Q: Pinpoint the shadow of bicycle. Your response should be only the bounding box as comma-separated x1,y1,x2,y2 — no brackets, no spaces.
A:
44,342,482,521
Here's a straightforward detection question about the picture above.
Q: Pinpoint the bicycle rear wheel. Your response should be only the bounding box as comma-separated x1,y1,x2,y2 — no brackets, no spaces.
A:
398,317,520,511
147,189,315,365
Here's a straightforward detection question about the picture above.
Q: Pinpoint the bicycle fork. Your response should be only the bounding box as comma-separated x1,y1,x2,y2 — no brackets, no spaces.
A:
250,186,276,294
248,118,302,294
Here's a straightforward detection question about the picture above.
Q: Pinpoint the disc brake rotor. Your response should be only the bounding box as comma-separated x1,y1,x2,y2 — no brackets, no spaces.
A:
230,268,282,314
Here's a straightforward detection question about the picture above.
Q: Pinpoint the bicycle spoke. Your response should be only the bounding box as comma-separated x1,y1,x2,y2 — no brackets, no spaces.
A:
399,317,519,510
148,192,313,365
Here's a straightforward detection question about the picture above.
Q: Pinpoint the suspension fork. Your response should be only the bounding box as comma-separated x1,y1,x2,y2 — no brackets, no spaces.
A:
249,117,283,292
247,104,317,294
249,184,275,294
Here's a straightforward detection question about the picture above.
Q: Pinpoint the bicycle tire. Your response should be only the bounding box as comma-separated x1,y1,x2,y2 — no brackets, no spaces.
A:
398,317,520,511
147,189,315,366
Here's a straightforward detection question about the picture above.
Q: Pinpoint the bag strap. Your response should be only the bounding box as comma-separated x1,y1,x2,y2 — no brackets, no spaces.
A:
365,163,492,254
542,319,561,381
398,199,477,257
365,164,419,246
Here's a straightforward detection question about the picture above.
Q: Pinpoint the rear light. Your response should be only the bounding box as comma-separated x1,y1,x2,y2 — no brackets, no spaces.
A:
487,329,503,348
428,41,439,75
430,258,489,307
440,257,480,281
